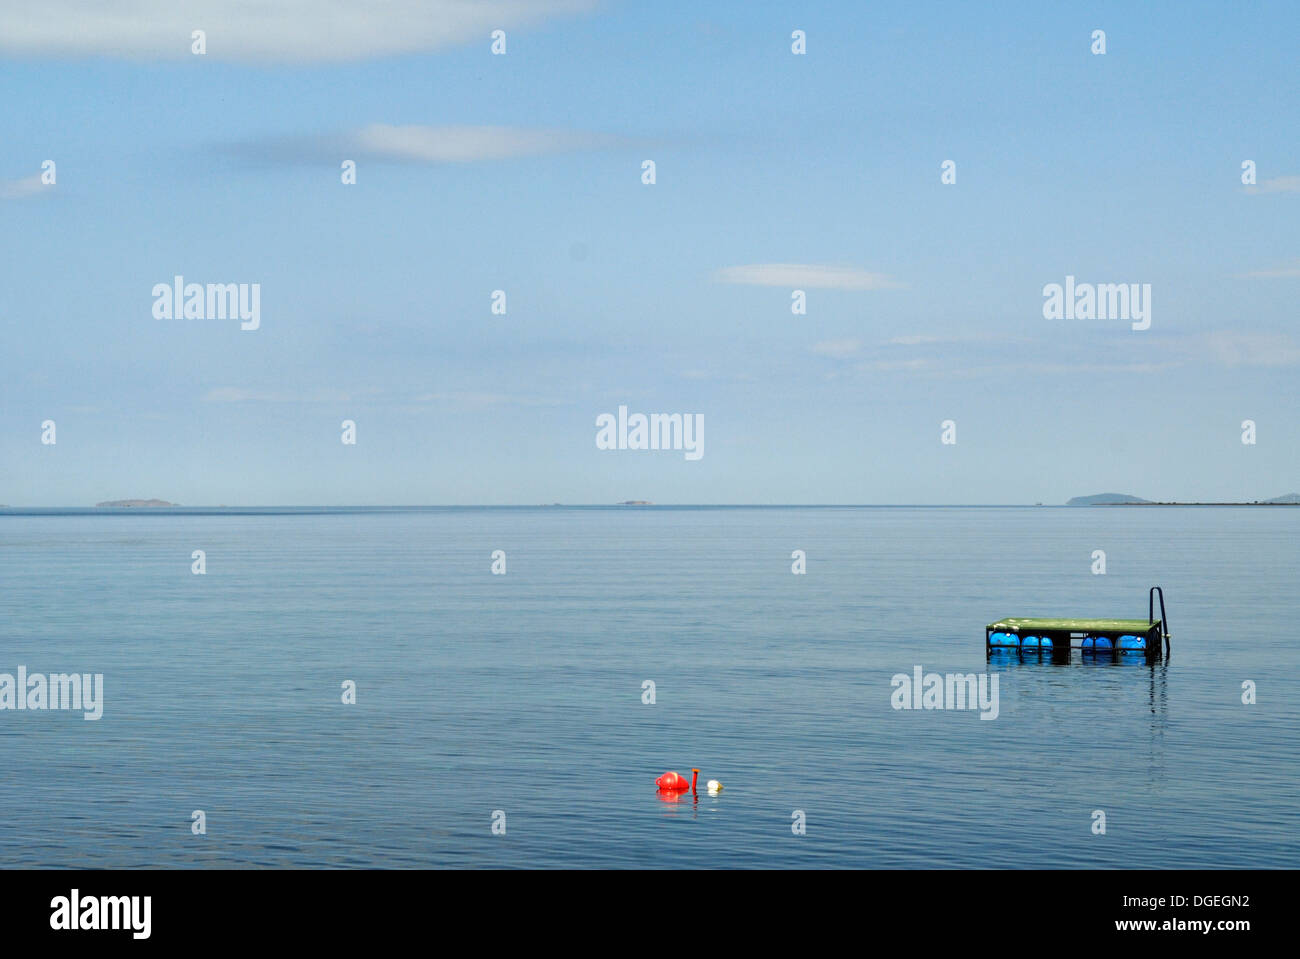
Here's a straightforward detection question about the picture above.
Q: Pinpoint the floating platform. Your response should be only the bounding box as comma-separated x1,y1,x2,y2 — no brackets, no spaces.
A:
986,588,1170,661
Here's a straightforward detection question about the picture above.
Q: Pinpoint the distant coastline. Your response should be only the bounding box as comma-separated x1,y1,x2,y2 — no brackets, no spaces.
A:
1083,501,1300,506
95,499,177,508
0,499,1297,511
1068,492,1300,506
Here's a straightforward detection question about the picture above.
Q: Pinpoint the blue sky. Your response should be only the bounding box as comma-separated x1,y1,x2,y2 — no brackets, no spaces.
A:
2,0,1297,505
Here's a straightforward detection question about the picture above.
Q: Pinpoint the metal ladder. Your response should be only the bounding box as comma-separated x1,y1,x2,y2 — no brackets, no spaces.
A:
1149,586,1171,657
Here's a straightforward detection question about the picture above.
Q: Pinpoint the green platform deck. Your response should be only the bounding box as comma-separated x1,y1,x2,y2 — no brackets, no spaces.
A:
987,617,1156,633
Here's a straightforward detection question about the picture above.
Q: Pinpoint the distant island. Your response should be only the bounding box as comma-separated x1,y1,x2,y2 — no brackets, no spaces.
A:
1067,493,1151,506
618,500,653,506
1068,492,1300,506
95,499,177,508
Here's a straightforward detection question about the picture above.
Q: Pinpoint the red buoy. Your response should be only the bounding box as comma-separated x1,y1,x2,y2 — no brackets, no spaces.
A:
655,768,699,792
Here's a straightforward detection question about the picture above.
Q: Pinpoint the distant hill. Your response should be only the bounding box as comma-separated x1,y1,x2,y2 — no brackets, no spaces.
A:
95,499,176,508
1069,492,1300,506
1066,493,1151,506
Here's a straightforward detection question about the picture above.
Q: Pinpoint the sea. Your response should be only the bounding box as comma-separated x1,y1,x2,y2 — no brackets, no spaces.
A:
0,505,1296,868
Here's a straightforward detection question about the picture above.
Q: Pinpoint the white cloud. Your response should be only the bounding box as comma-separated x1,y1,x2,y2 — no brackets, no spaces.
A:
0,174,48,200
234,123,631,165
810,338,862,358
855,358,932,372
412,391,566,408
1002,361,1181,375
353,124,623,163
714,264,901,290
203,388,351,403
1202,332,1300,367
886,334,942,345
1236,260,1300,278
1245,176,1300,195
884,333,1018,346
0,0,597,63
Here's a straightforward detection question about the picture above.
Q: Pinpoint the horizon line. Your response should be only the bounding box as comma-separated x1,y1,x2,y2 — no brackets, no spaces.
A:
3,502,1298,511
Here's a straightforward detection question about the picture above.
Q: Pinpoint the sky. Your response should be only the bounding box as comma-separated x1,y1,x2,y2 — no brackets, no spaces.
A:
2,0,1297,506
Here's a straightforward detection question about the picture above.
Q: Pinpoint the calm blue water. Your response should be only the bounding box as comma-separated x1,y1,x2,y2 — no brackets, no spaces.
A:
0,506,1296,868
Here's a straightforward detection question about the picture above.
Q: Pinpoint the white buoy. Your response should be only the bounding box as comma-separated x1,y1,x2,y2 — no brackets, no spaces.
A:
706,779,723,794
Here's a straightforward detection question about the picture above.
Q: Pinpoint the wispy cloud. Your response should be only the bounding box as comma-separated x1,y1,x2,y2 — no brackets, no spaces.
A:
0,174,48,200
353,124,627,163
412,391,568,409
850,330,1300,377
714,264,901,290
856,358,933,372
810,338,863,358
0,0,597,63
991,361,1182,375
203,388,352,403
813,332,1034,372
1235,259,1300,278
234,124,633,166
204,386,563,407
1244,175,1300,195
887,332,1026,347
1202,332,1300,367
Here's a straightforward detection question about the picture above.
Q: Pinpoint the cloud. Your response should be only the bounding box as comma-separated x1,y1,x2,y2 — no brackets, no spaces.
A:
815,329,1300,379
1235,259,1300,278
1244,176,1300,195
856,358,933,372
0,1,597,63
233,124,631,166
412,391,567,408
714,264,901,290
996,361,1181,375
0,174,48,200
810,332,1037,376
203,388,351,403
1202,332,1300,367
810,338,862,358
353,124,626,163
676,369,755,383
884,332,1021,347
